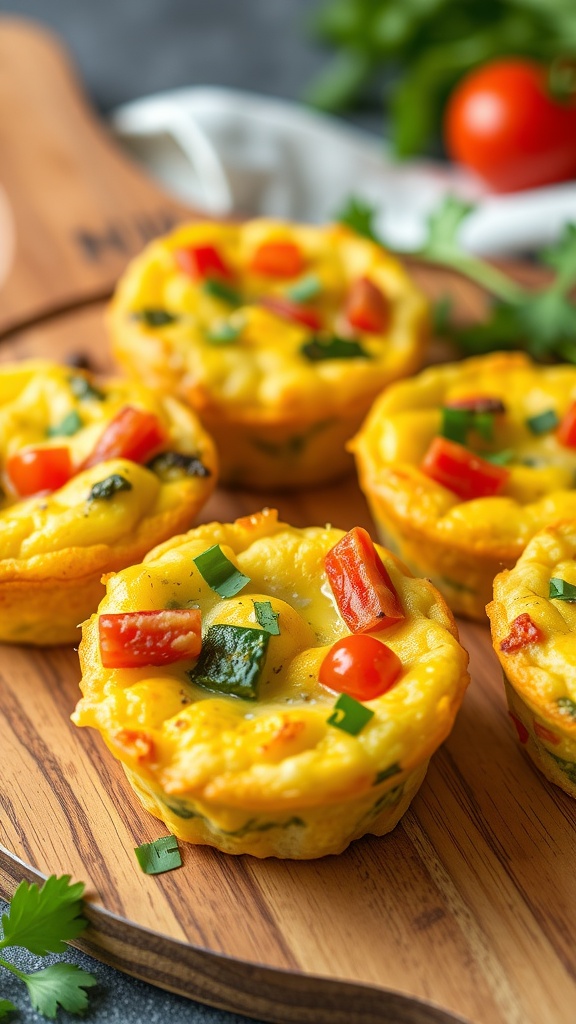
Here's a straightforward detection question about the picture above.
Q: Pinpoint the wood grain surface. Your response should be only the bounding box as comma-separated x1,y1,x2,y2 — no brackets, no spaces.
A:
0,17,575,1024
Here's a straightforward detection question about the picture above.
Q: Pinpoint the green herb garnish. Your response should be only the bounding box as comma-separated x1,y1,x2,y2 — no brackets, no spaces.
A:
483,449,514,466
287,274,321,303
193,545,250,597
301,335,370,362
327,693,374,736
373,762,401,786
253,600,280,635
69,375,104,402
147,450,211,481
188,624,270,700
206,321,242,344
203,278,241,306
549,578,576,602
557,696,576,719
88,474,132,502
47,410,82,438
132,309,178,327
0,875,96,1019
335,196,380,243
526,410,560,435
134,836,182,875
441,407,494,445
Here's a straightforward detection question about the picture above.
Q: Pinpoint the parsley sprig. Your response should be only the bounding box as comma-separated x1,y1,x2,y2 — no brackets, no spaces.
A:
0,875,96,1019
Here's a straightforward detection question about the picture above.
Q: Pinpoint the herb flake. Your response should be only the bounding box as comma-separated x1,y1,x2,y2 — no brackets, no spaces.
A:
203,278,241,306
206,321,242,344
327,693,374,735
549,577,576,602
253,600,280,635
287,274,321,303
132,309,178,327
47,410,82,438
147,450,211,481
301,335,370,362
193,545,250,597
69,375,104,402
526,410,559,435
134,836,182,875
188,624,269,699
557,696,576,719
88,474,132,502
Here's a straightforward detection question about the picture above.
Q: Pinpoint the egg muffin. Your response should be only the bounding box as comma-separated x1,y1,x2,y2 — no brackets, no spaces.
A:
488,521,576,798
0,360,217,645
109,218,428,489
351,352,576,620
73,508,468,858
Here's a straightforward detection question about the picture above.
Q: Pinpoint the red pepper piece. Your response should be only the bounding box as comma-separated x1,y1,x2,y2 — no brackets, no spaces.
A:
84,406,166,468
508,712,529,744
345,277,390,334
325,527,404,634
250,240,304,277
422,437,509,500
175,244,233,281
99,608,202,668
260,295,321,330
7,447,72,497
445,395,506,414
557,400,576,448
533,721,561,745
319,634,402,700
500,613,543,652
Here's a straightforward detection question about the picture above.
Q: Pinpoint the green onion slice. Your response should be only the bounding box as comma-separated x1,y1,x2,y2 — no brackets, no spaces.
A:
193,544,250,597
134,836,182,874
253,600,280,635
526,409,559,435
326,693,374,735
88,474,132,502
47,410,83,438
557,696,576,719
287,274,321,303
549,577,576,601
483,449,514,466
441,408,494,445
203,278,241,306
133,309,178,327
301,336,370,362
206,321,242,345
147,450,211,480
188,624,269,699
69,375,105,401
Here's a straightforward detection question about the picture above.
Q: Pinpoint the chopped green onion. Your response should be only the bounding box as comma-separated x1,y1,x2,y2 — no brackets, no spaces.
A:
301,336,370,362
373,762,401,785
134,836,182,874
253,600,280,635
549,577,576,601
287,274,321,303
473,412,494,442
69,375,104,401
326,693,374,735
188,624,269,699
526,409,559,435
483,449,514,466
132,309,178,327
47,410,83,437
441,407,494,445
557,696,576,719
193,544,250,597
147,450,211,481
203,278,241,306
88,474,132,502
206,321,242,345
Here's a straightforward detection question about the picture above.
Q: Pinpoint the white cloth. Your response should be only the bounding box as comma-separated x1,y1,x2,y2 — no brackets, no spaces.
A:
111,86,576,256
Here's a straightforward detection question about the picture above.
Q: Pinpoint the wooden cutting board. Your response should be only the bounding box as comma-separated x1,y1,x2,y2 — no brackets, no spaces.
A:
0,18,575,1024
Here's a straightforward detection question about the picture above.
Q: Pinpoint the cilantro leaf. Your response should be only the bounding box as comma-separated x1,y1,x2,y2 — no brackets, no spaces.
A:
0,876,87,955
0,1001,16,1020
541,224,576,291
23,963,96,1019
421,195,475,260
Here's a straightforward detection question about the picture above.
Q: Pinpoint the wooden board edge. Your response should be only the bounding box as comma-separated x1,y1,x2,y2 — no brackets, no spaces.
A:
0,846,471,1024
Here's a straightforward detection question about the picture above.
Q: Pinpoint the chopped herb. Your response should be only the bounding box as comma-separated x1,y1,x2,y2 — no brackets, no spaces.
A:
483,449,514,466
69,375,104,401
287,274,321,303
301,335,370,362
206,321,242,344
335,196,380,243
373,762,402,786
132,309,178,327
47,410,82,437
188,624,270,699
147,450,211,481
253,600,280,635
526,409,559,435
193,544,250,597
88,474,132,502
327,693,374,735
557,696,576,719
549,577,576,602
441,407,494,445
134,836,182,874
203,278,241,306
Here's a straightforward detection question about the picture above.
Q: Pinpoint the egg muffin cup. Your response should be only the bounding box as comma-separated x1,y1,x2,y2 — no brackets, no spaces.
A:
73,508,469,859
488,521,576,798
109,218,428,489
0,361,217,645
352,352,576,620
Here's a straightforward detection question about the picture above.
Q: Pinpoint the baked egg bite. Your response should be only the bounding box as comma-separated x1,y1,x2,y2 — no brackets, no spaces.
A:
73,508,469,859
0,360,217,645
109,218,428,489
488,521,576,798
351,352,576,620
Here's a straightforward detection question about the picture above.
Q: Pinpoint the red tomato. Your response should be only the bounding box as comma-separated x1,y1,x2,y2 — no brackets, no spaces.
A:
345,278,390,334
7,447,72,496
99,608,202,668
319,634,402,700
175,244,233,281
445,59,576,192
421,437,509,500
84,406,166,468
325,526,404,634
500,613,543,652
557,401,576,448
250,241,304,277
260,295,321,330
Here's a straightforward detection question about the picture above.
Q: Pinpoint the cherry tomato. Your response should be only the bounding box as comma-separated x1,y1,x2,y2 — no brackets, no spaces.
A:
175,244,233,281
260,295,321,330
84,406,166,468
421,437,509,500
325,526,404,634
445,59,576,193
250,241,304,277
345,278,390,334
557,401,576,448
319,634,402,700
99,608,202,668
7,447,72,496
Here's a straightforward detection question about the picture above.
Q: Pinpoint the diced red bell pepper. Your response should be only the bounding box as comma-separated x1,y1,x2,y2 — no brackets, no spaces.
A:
260,295,321,330
421,437,509,500
557,400,576,448
84,406,166,468
175,243,233,281
7,447,72,497
533,721,560,745
325,527,404,634
319,634,402,700
345,277,390,334
500,613,543,652
250,240,304,277
445,395,506,414
99,608,202,668
508,712,529,744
